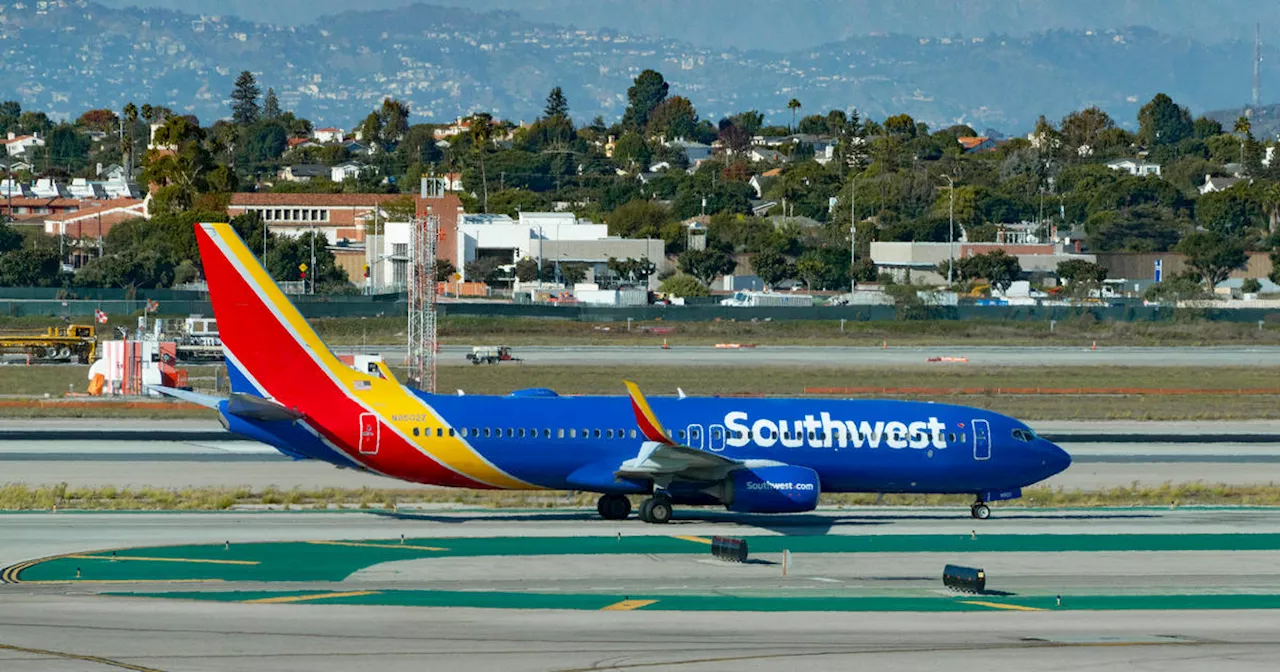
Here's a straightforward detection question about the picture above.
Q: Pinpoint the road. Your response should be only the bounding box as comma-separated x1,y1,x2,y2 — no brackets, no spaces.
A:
349,344,1280,368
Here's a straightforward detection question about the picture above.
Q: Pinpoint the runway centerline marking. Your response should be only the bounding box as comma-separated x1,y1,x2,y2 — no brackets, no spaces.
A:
601,599,659,611
68,555,259,566
672,535,713,545
306,540,450,551
959,600,1045,612
244,590,381,604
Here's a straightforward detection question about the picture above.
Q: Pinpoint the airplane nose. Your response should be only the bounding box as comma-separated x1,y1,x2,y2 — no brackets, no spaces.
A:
1040,440,1071,476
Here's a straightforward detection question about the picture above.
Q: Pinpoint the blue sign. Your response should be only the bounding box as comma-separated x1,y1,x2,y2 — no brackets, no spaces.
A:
1154,259,1163,282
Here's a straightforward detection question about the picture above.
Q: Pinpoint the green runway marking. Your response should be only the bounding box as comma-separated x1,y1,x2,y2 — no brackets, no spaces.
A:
17,533,1280,584
109,590,1280,612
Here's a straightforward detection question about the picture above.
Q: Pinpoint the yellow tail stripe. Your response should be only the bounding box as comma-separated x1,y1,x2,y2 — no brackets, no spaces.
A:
601,599,658,611
245,590,381,605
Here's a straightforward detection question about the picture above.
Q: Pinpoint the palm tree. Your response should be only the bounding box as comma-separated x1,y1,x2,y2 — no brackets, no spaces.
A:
787,98,802,133
1262,183,1280,235
468,113,494,212
1234,115,1252,166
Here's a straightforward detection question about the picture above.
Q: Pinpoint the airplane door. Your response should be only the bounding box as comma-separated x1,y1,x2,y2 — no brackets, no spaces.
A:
973,419,990,461
359,413,380,455
686,424,704,450
708,424,726,452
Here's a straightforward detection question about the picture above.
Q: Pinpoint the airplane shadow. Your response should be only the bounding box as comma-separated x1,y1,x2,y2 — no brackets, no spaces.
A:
368,509,1161,537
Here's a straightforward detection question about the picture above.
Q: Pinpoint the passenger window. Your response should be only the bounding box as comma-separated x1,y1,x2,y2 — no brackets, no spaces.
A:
508,428,515,438
593,429,602,439
544,429,551,438
569,429,577,438
948,433,956,442
412,427,420,437
518,429,525,438
678,430,686,440
558,428,565,439
607,429,614,439
630,429,637,439
447,428,454,437
484,428,491,438
437,428,444,437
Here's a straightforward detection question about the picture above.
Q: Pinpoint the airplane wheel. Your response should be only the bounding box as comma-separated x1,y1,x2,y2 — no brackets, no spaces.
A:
645,498,673,524
637,498,654,523
971,503,991,520
597,494,632,521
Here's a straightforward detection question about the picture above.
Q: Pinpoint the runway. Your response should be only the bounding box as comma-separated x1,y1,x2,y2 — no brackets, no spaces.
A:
372,344,1280,368
3,419,1278,489
5,509,1280,671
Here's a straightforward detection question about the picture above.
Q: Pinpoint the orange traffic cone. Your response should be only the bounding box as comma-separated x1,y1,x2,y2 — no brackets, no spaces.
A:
882,338,887,350
1091,340,1097,351
662,338,670,350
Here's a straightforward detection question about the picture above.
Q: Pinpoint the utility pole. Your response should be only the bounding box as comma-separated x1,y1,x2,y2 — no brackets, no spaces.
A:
942,175,955,285
309,222,316,295
849,175,857,292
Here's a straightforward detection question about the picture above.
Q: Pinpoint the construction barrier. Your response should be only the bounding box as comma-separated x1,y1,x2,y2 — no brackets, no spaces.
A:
942,564,986,593
710,536,749,563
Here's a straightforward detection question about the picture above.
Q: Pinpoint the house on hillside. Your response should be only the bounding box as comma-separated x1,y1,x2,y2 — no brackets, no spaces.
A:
748,147,785,163
1106,158,1161,177
1200,175,1245,195
331,162,368,182
958,136,997,153
749,168,783,198
2,132,44,157
314,127,344,144
665,139,713,164
279,164,330,183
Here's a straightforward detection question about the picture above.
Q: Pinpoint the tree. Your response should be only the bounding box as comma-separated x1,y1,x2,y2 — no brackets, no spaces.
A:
1243,277,1263,294
0,247,63,287
659,274,710,298
1196,185,1263,237
0,220,22,253
954,250,1022,291
262,88,281,120
468,113,495,211
750,249,793,287
647,96,697,140
514,257,540,282
608,199,671,239
612,132,650,169
677,247,735,285
622,69,669,131
356,111,383,149
1178,230,1246,290
560,262,589,285
230,71,261,125
607,257,656,283
76,109,119,133
379,98,411,146
1137,93,1192,147
787,98,802,132
240,121,289,165
544,86,569,119
1059,106,1114,153
42,124,90,173
1056,259,1107,284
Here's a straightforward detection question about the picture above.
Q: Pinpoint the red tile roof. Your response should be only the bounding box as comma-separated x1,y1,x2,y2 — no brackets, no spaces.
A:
229,193,410,207
957,136,991,149
44,199,145,222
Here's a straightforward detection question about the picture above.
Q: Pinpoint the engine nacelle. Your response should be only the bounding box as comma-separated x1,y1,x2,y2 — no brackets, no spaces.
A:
726,465,821,513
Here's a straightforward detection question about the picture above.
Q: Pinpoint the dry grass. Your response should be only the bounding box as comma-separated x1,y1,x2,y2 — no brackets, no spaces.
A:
2,482,1278,511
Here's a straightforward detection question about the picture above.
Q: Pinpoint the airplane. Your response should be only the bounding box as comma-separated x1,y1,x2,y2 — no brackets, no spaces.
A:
158,222,1072,524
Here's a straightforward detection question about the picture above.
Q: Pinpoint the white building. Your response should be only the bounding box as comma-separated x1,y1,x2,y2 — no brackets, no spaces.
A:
1106,158,1161,177
314,127,344,144
2,132,43,157
331,162,365,182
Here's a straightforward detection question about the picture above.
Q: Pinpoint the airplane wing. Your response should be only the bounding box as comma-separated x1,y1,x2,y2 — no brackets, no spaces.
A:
618,381,743,481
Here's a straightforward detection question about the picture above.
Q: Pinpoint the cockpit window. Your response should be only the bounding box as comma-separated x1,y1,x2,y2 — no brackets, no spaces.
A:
1012,429,1034,442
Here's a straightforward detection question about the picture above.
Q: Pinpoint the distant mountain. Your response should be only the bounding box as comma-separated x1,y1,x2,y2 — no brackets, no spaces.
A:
3,2,1277,132
96,0,1280,51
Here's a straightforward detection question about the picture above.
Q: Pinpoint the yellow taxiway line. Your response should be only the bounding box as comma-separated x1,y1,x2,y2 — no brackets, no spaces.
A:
959,600,1045,612
672,535,713,545
68,555,260,566
244,590,382,604
600,599,659,611
306,540,450,552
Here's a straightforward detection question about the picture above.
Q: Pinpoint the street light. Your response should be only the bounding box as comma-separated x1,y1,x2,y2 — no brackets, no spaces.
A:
849,175,857,292
941,174,955,285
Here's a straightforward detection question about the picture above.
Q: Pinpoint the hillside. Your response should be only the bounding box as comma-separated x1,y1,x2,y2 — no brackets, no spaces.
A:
2,2,1276,131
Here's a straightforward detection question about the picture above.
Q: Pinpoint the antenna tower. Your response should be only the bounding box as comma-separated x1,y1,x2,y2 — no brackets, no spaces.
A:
1254,22,1262,111
407,214,439,393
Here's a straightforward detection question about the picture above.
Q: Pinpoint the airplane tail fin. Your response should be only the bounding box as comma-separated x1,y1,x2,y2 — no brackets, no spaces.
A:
623,380,675,445
194,222,357,405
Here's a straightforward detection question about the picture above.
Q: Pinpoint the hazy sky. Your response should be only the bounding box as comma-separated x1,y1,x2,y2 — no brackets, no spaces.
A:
95,0,1280,51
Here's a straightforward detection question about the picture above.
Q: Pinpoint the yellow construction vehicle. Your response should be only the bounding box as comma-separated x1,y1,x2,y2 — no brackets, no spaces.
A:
0,324,97,363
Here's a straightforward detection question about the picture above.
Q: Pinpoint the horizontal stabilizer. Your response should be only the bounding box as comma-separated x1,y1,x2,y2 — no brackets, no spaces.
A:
148,386,224,409
226,393,304,422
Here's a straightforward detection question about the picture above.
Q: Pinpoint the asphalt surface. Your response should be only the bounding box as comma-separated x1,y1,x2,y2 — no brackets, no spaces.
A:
5,509,1280,671
400,344,1280,367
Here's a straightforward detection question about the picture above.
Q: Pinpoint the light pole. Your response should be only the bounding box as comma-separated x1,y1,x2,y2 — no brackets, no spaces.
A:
942,175,955,285
849,175,857,291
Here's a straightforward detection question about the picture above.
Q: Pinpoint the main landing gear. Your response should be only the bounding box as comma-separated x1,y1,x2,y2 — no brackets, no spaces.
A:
597,493,632,521
970,500,991,520
595,493,674,523
638,494,673,524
